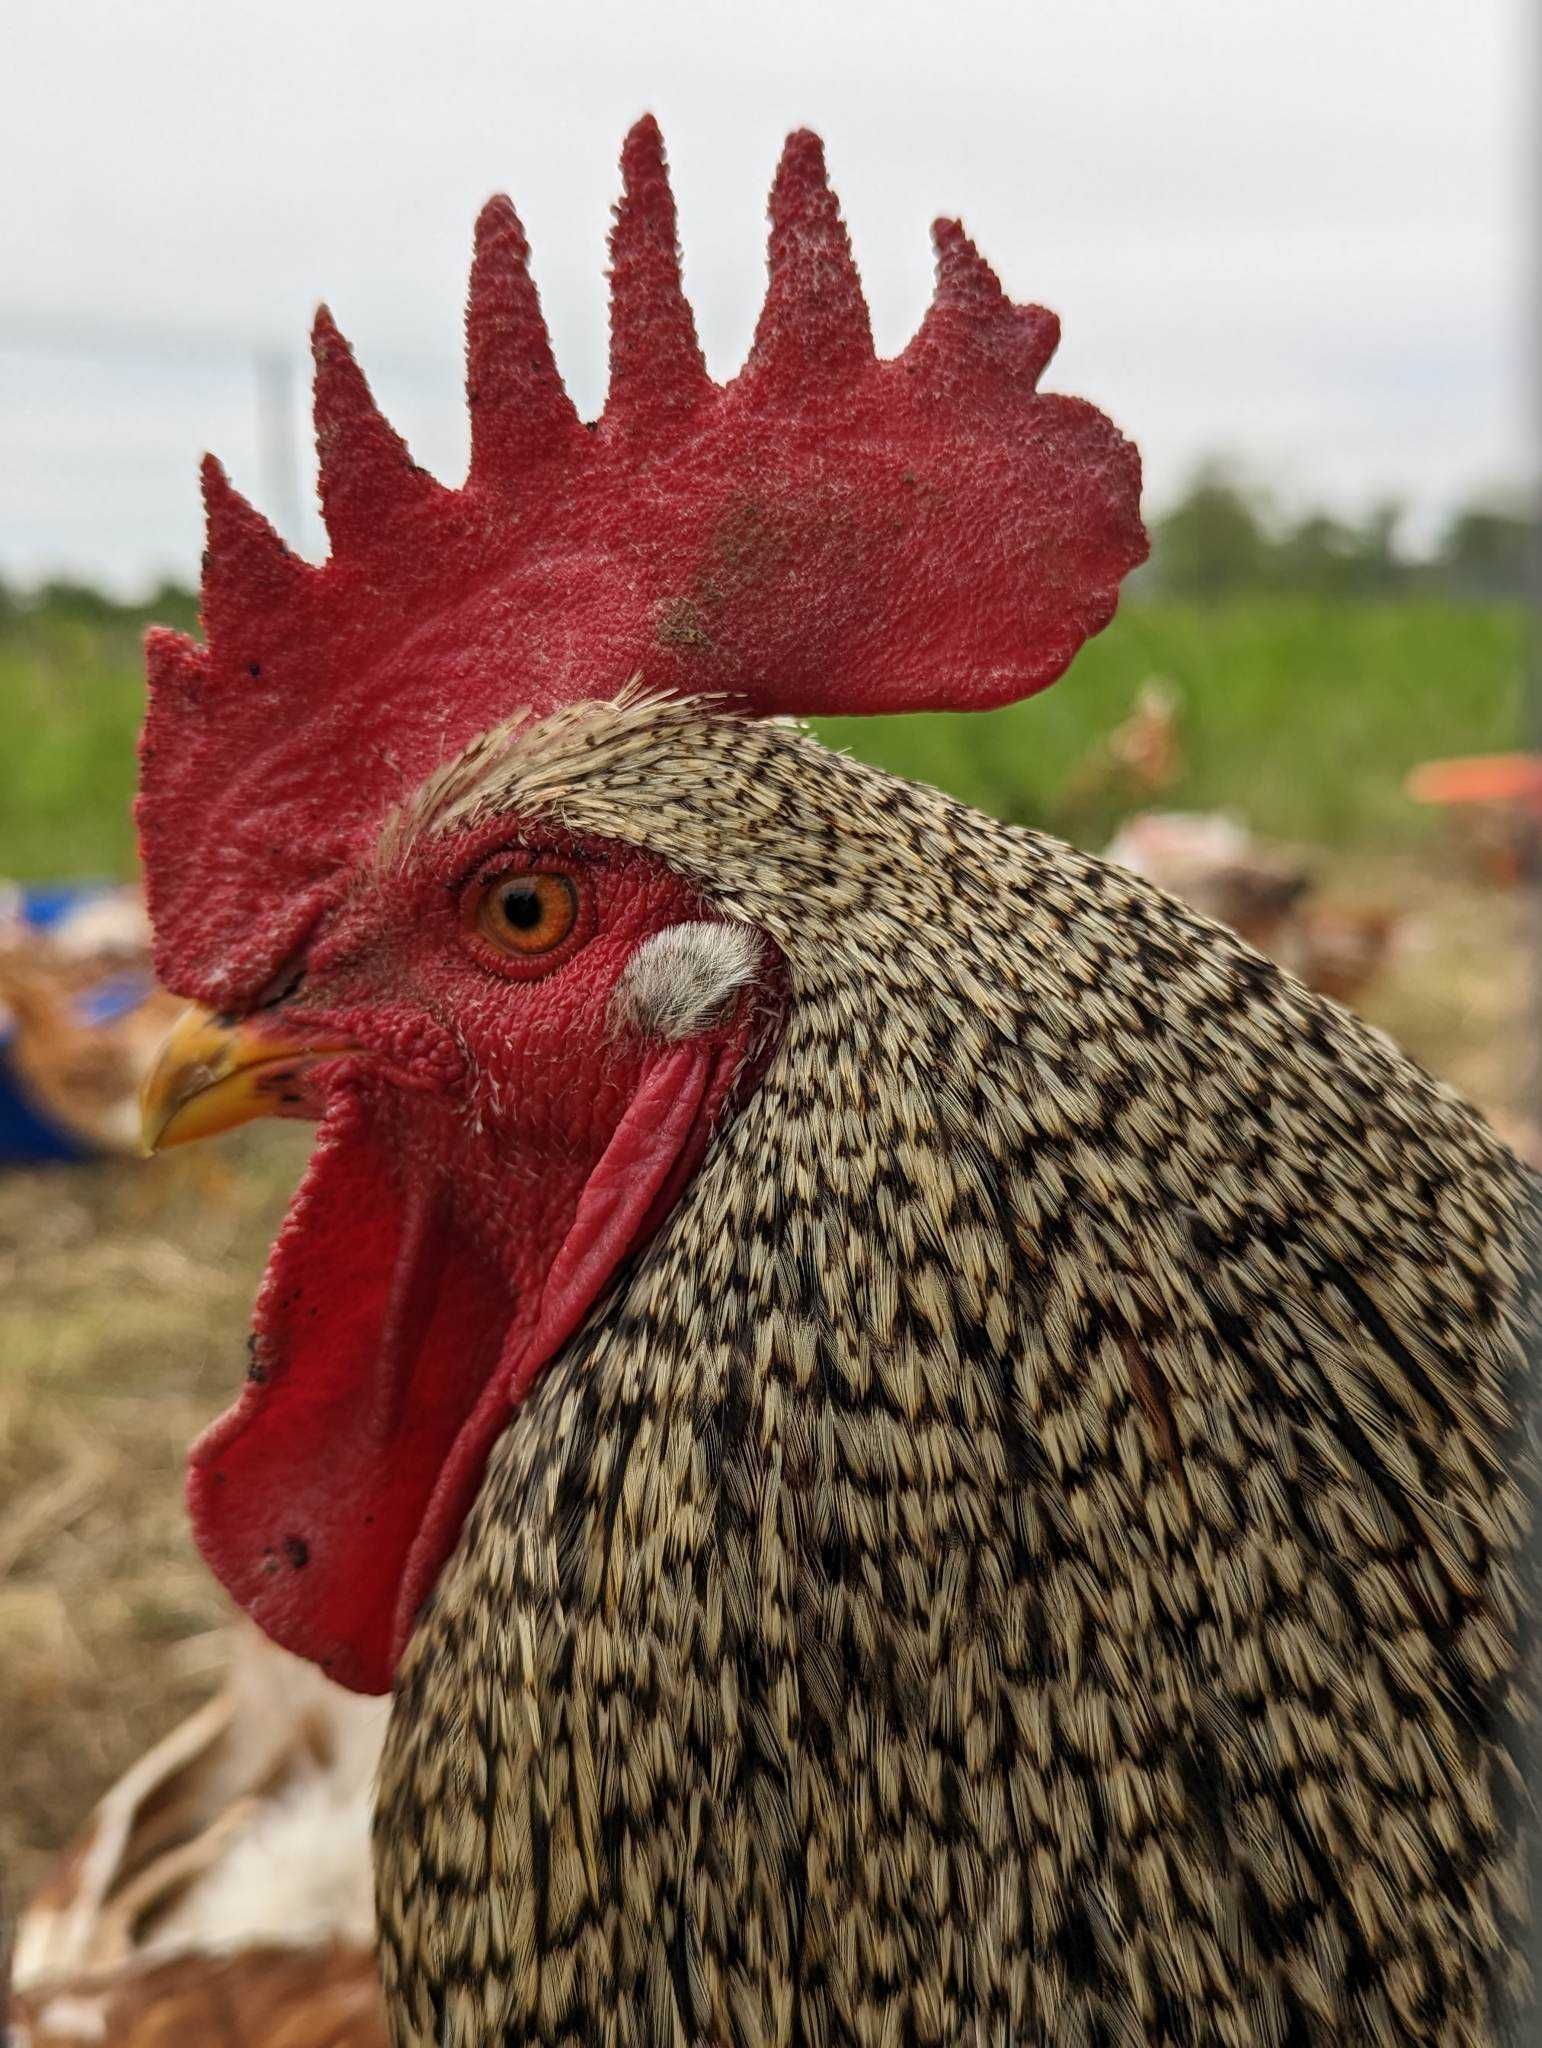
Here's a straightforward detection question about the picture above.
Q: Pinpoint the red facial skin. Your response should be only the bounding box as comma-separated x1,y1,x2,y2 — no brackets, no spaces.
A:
187,820,779,1695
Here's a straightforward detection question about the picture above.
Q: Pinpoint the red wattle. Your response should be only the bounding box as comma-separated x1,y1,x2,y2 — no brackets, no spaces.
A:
186,1092,513,1693
391,1042,714,1665
188,1043,730,1695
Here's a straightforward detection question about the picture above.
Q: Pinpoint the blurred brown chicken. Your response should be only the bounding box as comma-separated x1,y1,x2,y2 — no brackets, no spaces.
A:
1104,810,1397,1005
11,1946,384,2048
8,1626,388,2047
1061,675,1184,809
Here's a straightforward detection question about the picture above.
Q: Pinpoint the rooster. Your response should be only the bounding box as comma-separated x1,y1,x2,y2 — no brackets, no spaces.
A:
127,121,1537,2046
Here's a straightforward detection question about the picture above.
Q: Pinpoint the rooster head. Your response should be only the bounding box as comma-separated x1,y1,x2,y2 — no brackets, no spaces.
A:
136,119,1146,1692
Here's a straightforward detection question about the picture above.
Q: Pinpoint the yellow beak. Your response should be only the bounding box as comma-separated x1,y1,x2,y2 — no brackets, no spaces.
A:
139,1004,358,1155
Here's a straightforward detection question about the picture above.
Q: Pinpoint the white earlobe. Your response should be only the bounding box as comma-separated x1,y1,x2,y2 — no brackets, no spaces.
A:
608,922,761,1042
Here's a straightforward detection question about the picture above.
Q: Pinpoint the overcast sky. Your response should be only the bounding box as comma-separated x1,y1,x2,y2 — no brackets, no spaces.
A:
1,0,1531,592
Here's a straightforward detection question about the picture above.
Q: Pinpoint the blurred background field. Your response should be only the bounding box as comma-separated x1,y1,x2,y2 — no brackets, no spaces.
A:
6,592,1525,875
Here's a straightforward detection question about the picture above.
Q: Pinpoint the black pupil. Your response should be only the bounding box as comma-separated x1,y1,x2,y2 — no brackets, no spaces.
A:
500,884,544,931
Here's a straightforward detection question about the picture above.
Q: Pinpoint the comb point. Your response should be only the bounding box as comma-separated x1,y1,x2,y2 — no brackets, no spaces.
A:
620,112,666,182
905,217,1059,394
310,308,438,553
466,193,580,486
747,127,873,389
199,455,310,640
472,194,528,272
144,623,209,696
605,115,708,429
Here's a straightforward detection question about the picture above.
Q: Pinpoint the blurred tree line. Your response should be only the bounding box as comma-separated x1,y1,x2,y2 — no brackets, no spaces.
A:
0,576,199,632
1148,464,1534,600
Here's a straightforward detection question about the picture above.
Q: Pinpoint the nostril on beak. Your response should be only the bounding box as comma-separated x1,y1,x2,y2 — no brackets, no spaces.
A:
139,1005,359,1154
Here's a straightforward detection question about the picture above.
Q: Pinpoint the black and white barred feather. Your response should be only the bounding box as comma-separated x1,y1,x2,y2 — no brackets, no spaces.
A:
375,697,1539,2048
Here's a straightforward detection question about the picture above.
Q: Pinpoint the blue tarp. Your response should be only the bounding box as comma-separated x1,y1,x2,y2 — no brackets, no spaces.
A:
0,882,123,1164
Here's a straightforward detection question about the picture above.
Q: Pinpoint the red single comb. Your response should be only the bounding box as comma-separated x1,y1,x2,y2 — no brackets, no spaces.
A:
139,118,1146,1007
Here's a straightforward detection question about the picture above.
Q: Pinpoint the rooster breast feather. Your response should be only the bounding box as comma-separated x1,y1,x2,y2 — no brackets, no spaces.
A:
374,697,1539,2048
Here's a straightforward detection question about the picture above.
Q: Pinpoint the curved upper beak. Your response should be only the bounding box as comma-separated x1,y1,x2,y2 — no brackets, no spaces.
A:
140,1004,360,1155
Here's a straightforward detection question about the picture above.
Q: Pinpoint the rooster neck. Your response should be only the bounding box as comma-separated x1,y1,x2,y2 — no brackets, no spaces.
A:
371,707,1538,2046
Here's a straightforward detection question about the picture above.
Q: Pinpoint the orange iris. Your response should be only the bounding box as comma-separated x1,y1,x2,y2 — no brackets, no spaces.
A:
472,871,579,956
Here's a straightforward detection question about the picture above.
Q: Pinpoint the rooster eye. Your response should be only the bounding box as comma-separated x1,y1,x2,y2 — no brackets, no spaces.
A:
471,870,579,957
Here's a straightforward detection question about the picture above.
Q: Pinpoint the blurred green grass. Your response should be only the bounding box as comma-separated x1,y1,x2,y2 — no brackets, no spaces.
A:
818,597,1528,850
0,596,1526,878
2,615,156,878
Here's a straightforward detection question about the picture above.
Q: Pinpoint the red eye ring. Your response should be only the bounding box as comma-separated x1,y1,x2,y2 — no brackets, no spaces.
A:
467,869,579,957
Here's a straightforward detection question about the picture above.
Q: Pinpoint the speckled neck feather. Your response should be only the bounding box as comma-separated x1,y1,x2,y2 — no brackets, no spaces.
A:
374,701,1539,2048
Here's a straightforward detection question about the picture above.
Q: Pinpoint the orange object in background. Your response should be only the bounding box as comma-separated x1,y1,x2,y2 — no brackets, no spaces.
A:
1406,753,1542,886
